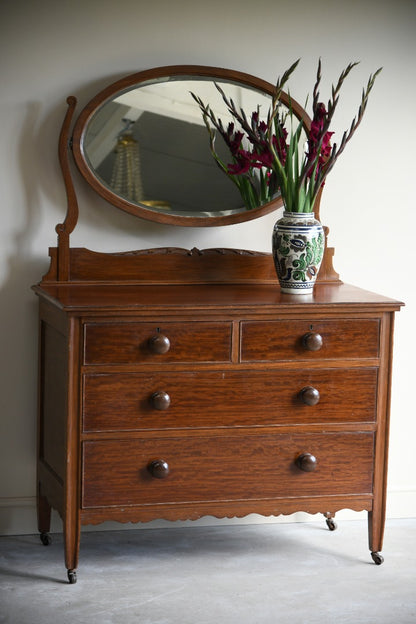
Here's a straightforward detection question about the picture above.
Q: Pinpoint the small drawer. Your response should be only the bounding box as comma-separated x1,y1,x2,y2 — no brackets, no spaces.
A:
82,432,374,508
82,368,378,432
240,319,380,361
83,321,232,365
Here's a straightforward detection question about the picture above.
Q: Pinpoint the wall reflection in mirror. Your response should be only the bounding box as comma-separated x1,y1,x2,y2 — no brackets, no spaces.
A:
83,78,277,217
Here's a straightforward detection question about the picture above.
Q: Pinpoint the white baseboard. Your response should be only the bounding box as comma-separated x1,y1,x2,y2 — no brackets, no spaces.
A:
1,489,415,536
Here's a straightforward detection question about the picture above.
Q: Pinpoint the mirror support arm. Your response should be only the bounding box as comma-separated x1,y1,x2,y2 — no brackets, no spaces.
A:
56,96,79,280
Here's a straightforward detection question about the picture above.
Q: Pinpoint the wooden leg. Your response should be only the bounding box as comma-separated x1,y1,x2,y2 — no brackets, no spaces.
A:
63,508,81,584
37,483,52,545
368,510,385,565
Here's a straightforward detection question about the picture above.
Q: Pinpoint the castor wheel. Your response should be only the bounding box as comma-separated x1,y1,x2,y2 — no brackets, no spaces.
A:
323,513,337,531
40,532,51,546
371,551,384,565
326,518,337,531
67,569,77,584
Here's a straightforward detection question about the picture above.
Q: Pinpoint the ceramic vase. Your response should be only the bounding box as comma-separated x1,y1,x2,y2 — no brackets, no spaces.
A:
272,211,324,295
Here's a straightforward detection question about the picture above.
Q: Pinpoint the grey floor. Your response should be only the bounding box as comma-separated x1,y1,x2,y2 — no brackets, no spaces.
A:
0,518,415,624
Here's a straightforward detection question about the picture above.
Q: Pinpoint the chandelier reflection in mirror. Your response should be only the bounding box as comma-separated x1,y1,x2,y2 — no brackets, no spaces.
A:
110,118,171,210
111,119,143,202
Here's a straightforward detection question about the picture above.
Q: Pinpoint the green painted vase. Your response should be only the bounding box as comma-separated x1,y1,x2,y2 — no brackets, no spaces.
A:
272,211,324,294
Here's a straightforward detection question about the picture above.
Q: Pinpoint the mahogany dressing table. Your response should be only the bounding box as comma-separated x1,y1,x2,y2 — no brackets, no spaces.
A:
33,65,403,583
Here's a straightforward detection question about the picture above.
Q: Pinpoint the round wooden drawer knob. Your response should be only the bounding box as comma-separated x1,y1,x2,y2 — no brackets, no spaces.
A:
299,386,320,406
148,459,170,479
148,333,171,354
296,452,318,472
302,331,323,351
151,391,171,410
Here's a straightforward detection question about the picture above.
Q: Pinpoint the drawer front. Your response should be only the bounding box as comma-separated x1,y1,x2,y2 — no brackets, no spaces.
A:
82,432,374,508
84,321,232,365
241,319,380,361
83,368,377,432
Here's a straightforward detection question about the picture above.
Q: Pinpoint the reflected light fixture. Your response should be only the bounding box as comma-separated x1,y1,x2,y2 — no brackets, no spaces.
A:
110,119,170,209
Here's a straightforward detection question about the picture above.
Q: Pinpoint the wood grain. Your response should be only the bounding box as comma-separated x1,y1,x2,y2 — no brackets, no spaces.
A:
82,432,374,508
82,368,378,432
84,320,232,365
241,319,380,360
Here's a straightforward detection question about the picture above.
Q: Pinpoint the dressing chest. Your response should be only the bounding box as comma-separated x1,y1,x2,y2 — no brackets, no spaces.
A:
33,66,403,583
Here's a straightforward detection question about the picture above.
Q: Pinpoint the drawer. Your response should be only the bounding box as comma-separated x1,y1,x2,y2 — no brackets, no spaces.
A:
82,368,378,432
82,432,374,508
240,319,380,361
83,321,232,365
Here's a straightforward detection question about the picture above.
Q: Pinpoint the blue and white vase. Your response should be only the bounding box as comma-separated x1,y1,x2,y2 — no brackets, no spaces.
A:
272,211,324,294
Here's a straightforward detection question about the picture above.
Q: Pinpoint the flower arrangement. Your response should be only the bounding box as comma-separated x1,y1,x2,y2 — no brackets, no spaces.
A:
191,60,382,212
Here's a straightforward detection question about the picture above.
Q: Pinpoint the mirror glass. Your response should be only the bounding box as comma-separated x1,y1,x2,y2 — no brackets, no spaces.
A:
72,68,304,225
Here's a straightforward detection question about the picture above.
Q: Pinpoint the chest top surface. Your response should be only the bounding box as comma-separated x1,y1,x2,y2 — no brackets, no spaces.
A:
33,246,402,315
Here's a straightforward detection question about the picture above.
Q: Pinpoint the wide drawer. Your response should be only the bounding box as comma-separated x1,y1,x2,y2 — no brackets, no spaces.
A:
82,368,378,432
83,321,232,365
82,432,374,508
240,319,380,361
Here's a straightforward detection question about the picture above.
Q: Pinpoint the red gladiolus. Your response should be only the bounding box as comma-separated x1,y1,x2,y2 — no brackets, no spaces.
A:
320,131,333,158
224,123,245,156
254,148,274,168
258,120,267,132
311,103,327,134
227,149,253,175
192,59,381,212
272,131,288,165
306,103,333,178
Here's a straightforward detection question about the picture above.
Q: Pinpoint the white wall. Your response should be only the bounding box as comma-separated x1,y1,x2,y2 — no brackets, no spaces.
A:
1,0,415,535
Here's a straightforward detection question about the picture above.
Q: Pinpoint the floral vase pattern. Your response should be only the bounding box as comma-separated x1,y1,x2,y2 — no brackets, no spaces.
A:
272,211,324,294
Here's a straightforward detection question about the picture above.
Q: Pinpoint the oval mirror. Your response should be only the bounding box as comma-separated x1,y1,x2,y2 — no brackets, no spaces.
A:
72,65,309,226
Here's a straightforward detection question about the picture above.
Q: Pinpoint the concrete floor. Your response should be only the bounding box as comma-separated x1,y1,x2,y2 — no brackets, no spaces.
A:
0,518,415,624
